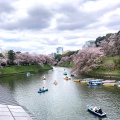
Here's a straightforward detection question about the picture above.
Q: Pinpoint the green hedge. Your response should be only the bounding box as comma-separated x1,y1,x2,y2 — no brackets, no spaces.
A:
0,64,53,75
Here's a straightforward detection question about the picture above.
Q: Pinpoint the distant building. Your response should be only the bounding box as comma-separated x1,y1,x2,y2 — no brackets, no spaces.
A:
56,47,63,54
50,53,56,58
83,40,95,48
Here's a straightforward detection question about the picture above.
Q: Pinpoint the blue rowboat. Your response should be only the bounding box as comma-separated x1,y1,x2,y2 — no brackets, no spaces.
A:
38,89,48,93
87,83,99,86
89,79,102,84
87,106,106,117
63,72,67,75
71,74,74,77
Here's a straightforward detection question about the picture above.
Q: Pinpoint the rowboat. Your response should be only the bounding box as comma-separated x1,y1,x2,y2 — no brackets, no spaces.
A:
64,77,71,80
41,75,46,80
26,72,30,77
63,72,67,75
38,89,48,93
117,84,120,87
115,81,120,87
53,81,58,85
64,77,69,80
87,83,99,86
73,79,80,82
102,83,115,87
87,106,106,117
81,80,90,84
89,79,103,85
71,74,74,77
80,78,92,84
102,80,115,84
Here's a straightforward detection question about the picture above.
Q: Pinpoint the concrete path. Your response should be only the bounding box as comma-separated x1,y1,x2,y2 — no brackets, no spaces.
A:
0,85,37,120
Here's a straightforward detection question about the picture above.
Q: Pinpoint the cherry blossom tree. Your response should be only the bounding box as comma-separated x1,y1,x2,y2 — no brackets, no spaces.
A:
0,51,54,71
100,31,120,56
14,52,54,66
0,57,7,69
71,47,104,74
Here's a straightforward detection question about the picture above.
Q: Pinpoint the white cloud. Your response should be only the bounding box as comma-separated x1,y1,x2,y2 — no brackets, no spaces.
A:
0,0,120,54
82,0,120,12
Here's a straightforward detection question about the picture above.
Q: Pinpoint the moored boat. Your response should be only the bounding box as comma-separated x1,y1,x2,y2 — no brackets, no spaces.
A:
115,81,120,84
87,106,106,118
115,81,120,87
81,78,92,84
73,79,81,82
87,83,100,86
102,80,115,84
102,83,115,87
89,79,103,85
117,84,120,87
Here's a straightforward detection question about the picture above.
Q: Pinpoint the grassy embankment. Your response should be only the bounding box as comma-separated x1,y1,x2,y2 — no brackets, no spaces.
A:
57,61,74,67
89,56,120,75
0,64,53,75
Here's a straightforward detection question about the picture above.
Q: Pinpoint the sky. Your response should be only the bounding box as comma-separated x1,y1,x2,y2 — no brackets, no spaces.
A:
0,0,120,55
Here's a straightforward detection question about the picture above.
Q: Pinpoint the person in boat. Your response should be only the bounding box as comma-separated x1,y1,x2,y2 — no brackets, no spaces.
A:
43,87,44,90
54,80,57,83
89,81,92,84
39,88,41,91
98,108,103,114
93,106,98,112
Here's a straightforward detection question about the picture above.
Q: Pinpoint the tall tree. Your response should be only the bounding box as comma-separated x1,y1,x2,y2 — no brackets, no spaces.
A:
71,47,103,74
8,50,15,65
101,32,120,56
55,54,62,62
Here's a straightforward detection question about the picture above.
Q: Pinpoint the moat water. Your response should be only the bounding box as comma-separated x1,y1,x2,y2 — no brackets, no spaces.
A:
0,66,120,120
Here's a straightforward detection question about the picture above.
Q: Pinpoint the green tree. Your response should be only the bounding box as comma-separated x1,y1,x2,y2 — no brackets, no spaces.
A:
105,33,112,39
62,50,78,57
8,50,15,65
0,53,3,57
55,54,62,62
95,36,105,47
